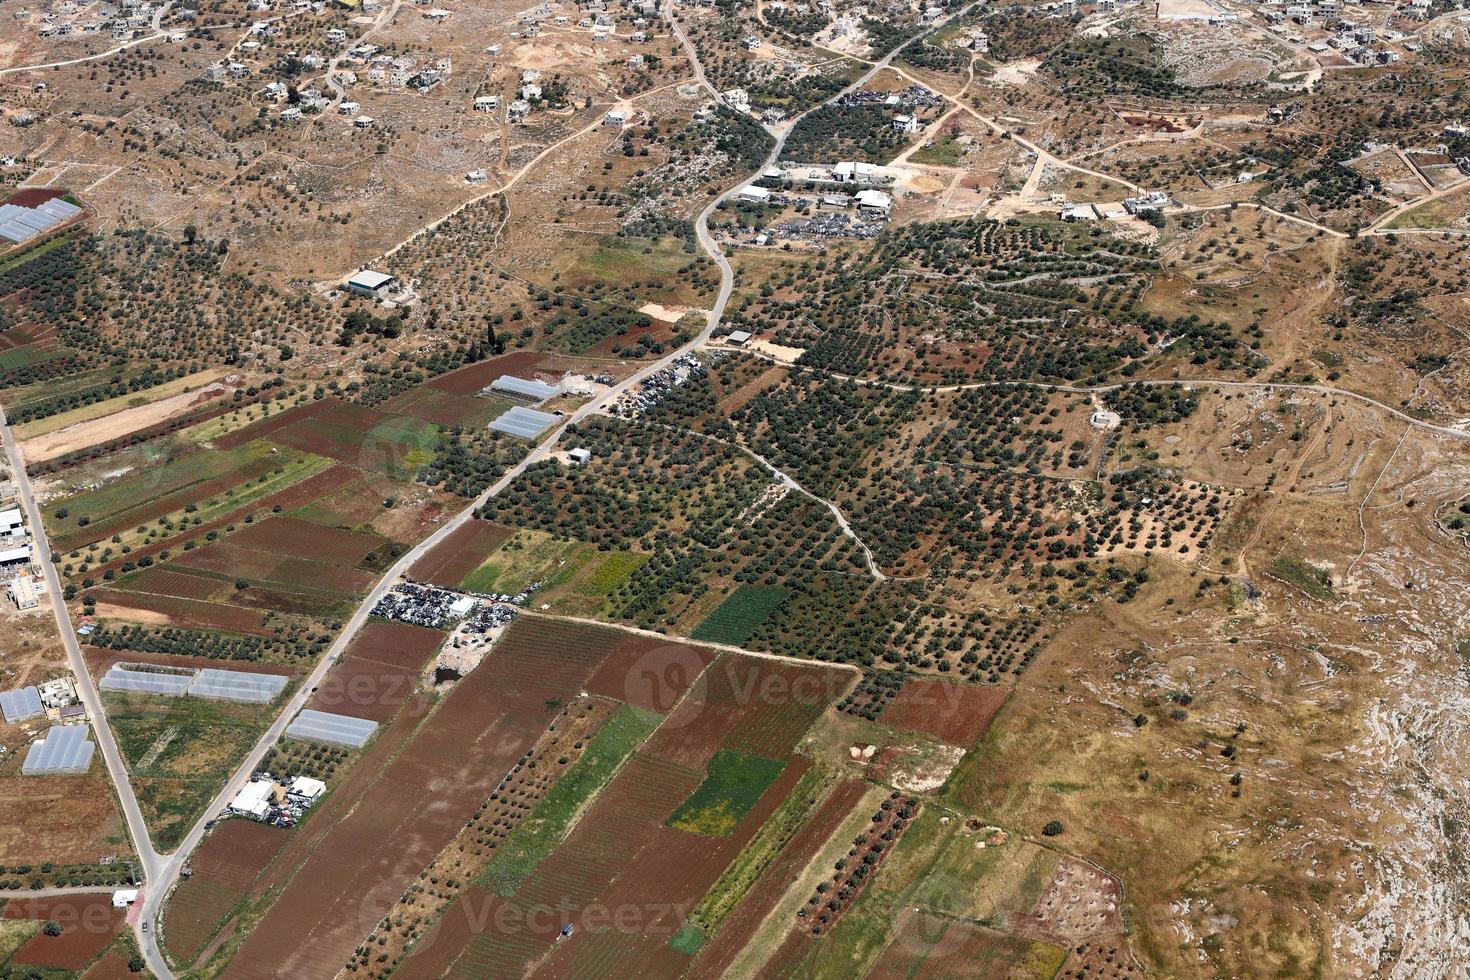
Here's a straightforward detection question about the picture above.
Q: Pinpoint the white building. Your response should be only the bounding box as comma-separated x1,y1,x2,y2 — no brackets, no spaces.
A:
230,780,273,819
834,161,877,183
738,185,771,203
288,776,326,801
855,189,893,215
604,109,627,127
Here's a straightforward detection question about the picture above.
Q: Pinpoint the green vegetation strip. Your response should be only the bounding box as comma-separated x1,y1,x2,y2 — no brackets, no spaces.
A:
666,750,787,838
478,704,662,897
691,586,789,646
691,764,836,930
1269,555,1333,600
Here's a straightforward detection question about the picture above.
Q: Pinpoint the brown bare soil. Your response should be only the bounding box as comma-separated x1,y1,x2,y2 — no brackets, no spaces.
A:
164,821,289,965
307,622,445,722
689,778,871,978
407,520,515,588
217,618,625,979
867,911,1058,979
880,680,1010,747
4,894,125,970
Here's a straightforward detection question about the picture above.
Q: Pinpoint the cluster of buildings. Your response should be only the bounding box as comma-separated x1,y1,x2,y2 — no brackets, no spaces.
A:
1061,190,1175,223
229,772,326,826
1,677,81,724
2,679,90,777
0,500,42,607
21,0,158,42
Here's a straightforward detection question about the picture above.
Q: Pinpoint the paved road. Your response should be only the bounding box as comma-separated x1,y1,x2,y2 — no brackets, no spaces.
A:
0,411,164,890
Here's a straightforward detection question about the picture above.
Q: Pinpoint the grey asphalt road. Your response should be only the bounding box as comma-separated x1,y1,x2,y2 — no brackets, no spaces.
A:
0,411,164,886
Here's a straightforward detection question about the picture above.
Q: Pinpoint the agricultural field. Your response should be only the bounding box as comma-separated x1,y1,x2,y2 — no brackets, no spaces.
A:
2,0,1470,972
107,690,293,850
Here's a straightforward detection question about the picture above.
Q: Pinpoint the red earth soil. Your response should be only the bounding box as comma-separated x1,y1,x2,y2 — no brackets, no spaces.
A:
227,516,384,565
4,894,125,970
580,632,717,714
641,655,853,768
86,589,272,635
867,911,1044,979
173,540,378,595
164,821,290,964
80,950,140,980
688,779,870,978
383,387,497,426
406,519,513,588
217,619,625,980
81,464,361,579
880,679,1010,747
402,655,842,980
307,622,446,722
5,188,69,207
83,647,298,682
428,352,548,395
212,400,334,451
530,759,812,979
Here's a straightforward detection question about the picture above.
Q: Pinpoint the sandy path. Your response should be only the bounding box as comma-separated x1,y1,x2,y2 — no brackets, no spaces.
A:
20,383,230,463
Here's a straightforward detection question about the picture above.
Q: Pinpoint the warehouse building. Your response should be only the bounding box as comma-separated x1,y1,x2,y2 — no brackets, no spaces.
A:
0,543,32,572
22,725,95,775
230,780,274,819
345,269,396,299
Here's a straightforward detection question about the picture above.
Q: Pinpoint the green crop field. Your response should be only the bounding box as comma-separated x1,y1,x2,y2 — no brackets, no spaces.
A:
691,764,837,929
107,691,285,849
667,750,787,838
691,586,789,646
478,704,662,897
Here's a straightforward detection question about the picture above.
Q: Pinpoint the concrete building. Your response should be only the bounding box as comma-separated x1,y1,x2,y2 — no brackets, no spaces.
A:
855,189,893,215
346,269,395,298
738,185,771,203
230,780,274,818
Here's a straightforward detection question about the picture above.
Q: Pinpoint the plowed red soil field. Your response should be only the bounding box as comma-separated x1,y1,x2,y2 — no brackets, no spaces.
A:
227,516,384,565
867,912,1045,979
384,386,501,426
218,619,626,980
4,894,125,970
641,655,853,768
87,589,271,635
428,352,547,395
688,779,870,978
308,622,445,722
164,821,290,964
581,633,717,714
881,680,1009,747
399,654,842,980
174,541,378,595
407,519,513,588
82,464,361,580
